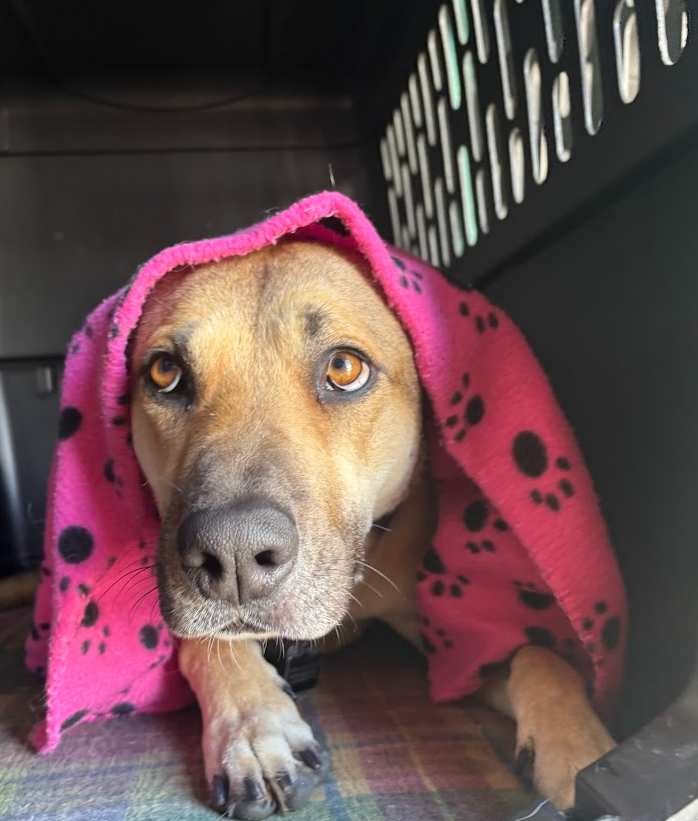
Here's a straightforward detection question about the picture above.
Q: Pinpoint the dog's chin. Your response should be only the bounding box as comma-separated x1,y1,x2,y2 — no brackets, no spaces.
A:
157,582,351,643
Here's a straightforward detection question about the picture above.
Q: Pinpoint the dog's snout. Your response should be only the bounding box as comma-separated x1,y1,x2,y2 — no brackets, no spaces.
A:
177,501,297,605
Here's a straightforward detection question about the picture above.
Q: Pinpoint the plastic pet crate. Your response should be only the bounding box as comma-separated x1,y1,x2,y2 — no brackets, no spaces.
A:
1,1,697,819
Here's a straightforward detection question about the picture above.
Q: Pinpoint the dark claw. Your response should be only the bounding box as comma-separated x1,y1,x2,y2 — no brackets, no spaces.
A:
277,771,294,794
300,747,332,779
299,748,321,770
243,776,267,803
227,777,274,821
211,774,228,811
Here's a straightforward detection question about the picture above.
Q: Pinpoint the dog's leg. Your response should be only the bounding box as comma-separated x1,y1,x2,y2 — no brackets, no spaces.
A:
0,571,38,609
478,645,614,811
179,637,330,821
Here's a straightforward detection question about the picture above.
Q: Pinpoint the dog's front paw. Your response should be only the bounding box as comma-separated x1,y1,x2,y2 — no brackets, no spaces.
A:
203,681,330,820
515,710,614,811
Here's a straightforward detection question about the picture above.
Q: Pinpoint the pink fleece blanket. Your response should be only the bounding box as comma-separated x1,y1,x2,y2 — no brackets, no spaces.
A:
27,191,626,753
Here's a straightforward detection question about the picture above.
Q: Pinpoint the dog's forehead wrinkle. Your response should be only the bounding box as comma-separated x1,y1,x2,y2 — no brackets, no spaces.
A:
303,308,328,340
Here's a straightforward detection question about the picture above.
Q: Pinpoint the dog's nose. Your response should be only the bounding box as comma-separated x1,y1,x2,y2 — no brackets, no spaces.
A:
177,501,297,605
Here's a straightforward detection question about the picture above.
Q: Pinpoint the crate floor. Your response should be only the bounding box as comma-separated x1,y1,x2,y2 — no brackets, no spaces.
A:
0,608,533,821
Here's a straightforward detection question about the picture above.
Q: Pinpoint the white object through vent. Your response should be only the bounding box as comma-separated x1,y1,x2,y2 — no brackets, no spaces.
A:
428,30,444,92
437,97,456,194
417,133,435,219
386,124,403,195
380,138,392,182
408,73,423,128
475,169,490,234
387,187,401,246
463,51,484,162
494,0,517,120
393,108,406,157
509,127,525,205
418,53,438,146
451,0,470,45
552,71,573,162
401,93,419,174
574,0,604,135
523,49,549,184
439,5,462,109
614,0,641,104
401,164,417,240
471,0,491,63
435,178,452,267
486,104,508,221
542,0,564,63
458,145,479,247
416,203,429,260
656,0,688,66
428,224,440,268
449,200,466,258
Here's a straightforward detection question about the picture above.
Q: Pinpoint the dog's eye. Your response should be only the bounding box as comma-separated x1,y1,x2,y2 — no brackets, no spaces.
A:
326,351,370,392
148,354,183,393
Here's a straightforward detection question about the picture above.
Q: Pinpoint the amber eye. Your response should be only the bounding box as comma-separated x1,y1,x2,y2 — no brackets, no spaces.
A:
326,351,371,392
148,354,183,393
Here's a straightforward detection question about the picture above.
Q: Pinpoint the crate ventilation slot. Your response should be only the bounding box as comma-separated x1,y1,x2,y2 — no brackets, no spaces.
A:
382,0,691,267
656,0,688,66
614,0,641,105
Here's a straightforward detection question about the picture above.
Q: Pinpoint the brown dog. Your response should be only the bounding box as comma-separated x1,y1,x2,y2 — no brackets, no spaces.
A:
128,239,614,819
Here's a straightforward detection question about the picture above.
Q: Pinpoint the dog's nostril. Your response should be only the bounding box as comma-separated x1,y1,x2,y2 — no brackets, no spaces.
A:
202,552,224,580
254,550,277,568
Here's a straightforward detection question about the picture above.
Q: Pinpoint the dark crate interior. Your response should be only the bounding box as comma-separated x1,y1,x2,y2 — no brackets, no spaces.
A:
0,1,696,816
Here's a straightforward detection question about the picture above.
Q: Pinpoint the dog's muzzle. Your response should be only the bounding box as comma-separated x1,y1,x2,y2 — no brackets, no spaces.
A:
176,499,298,606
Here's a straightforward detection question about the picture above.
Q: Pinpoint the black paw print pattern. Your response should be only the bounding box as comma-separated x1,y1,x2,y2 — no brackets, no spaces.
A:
512,431,575,511
419,615,456,654
59,698,141,733
462,499,508,554
512,580,555,610
522,625,583,663
79,599,107,656
416,546,470,600
523,625,557,649
444,373,485,443
103,457,126,498
580,601,622,654
458,299,500,335
69,316,99,358
81,620,112,657
391,256,424,294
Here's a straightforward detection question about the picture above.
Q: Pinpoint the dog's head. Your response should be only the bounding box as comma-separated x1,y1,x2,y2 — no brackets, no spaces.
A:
130,240,421,641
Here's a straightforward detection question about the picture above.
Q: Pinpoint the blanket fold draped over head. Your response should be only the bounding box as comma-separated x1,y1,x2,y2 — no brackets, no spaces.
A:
27,192,626,753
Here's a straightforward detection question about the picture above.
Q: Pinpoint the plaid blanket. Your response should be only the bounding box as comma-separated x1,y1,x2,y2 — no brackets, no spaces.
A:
1,608,533,821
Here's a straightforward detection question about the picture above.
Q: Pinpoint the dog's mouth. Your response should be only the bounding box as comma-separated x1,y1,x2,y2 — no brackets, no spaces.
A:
157,553,360,643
